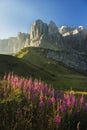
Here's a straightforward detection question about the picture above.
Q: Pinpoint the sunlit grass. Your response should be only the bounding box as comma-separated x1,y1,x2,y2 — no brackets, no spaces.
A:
65,90,87,95
71,91,87,95
18,50,29,58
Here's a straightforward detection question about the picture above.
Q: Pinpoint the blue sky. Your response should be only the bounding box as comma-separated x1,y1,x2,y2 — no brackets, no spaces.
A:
0,0,87,39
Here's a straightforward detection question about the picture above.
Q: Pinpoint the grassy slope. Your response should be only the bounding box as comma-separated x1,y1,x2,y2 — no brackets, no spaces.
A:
0,54,54,81
17,47,87,91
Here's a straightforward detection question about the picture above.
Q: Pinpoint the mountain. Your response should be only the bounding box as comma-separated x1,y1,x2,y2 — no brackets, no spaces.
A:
0,19,87,72
29,20,63,50
0,32,30,54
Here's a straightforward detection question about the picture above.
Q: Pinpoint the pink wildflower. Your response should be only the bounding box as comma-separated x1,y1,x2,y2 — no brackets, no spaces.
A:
39,100,44,107
47,99,52,106
55,115,61,124
79,95,84,104
51,97,56,104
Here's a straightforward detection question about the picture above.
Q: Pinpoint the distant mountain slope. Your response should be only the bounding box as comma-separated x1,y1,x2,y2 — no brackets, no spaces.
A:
17,47,87,91
0,33,30,54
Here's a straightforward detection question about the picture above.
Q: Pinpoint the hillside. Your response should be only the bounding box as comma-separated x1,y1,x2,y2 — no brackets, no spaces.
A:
0,48,87,91
17,47,87,91
0,54,54,81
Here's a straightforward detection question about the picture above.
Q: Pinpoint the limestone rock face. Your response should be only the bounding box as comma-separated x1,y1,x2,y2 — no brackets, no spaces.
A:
59,25,87,52
30,19,48,39
48,21,58,34
36,48,87,72
29,19,63,50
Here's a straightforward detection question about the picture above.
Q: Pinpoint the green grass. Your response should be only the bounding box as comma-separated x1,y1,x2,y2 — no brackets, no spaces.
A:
16,47,87,91
0,54,54,81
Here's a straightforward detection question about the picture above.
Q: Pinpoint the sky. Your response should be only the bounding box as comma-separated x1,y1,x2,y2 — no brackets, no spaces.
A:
0,0,87,39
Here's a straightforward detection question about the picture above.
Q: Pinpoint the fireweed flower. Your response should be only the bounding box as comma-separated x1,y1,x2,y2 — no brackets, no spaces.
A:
7,73,11,81
39,100,44,107
40,96,45,102
64,93,69,99
27,79,33,87
55,115,61,124
42,86,46,94
54,91,58,98
38,82,42,87
82,103,87,111
44,85,49,93
19,79,24,88
51,97,56,104
63,97,71,107
23,85,27,93
48,89,53,96
47,99,52,106
79,95,84,104
29,87,34,93
71,96,76,105
70,94,75,103
59,104,67,113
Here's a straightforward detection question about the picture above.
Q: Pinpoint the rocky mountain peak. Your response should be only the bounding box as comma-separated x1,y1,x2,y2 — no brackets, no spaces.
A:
78,26,84,31
30,19,48,40
59,26,75,35
48,21,58,34
30,19,59,40
34,19,43,24
29,19,63,49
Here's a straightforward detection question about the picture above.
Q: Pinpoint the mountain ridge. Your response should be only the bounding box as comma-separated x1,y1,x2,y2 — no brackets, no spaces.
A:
0,19,87,71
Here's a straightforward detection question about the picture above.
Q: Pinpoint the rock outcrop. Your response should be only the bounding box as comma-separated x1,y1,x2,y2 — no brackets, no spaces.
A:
30,19,48,39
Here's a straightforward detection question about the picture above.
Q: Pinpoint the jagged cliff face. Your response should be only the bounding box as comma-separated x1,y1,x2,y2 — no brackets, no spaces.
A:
59,26,87,52
0,19,87,54
0,19,63,54
0,19,87,71
29,20,63,50
30,20,48,39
